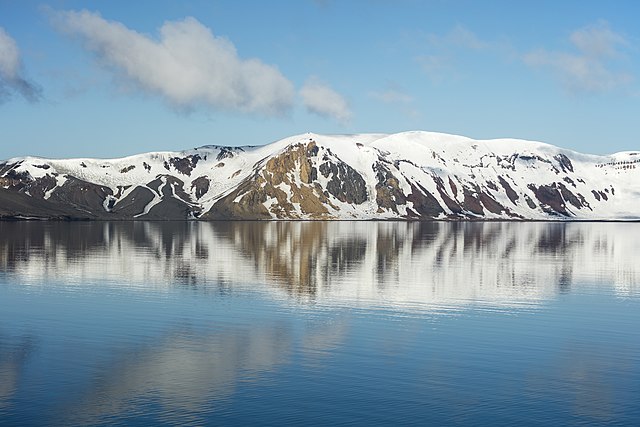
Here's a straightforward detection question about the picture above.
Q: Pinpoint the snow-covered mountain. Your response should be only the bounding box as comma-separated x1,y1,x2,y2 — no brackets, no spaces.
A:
1,131,639,220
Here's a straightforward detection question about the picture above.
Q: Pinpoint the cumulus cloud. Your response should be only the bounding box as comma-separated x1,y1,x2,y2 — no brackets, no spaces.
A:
523,21,632,93
51,10,295,115
300,77,352,124
0,27,42,103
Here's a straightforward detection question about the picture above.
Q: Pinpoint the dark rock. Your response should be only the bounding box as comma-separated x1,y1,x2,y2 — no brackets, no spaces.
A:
217,147,237,161
373,162,405,212
557,183,583,210
191,176,210,200
486,180,498,191
554,154,574,173
406,182,444,218
163,176,193,204
49,177,113,212
111,186,155,217
0,161,15,176
5,169,31,182
306,142,319,157
576,193,591,210
146,178,163,193
26,175,57,198
204,175,271,220
146,196,193,219
462,187,484,216
323,161,367,204
527,183,569,216
525,195,537,209
114,185,130,198
448,177,458,195
168,155,201,176
478,190,505,214
498,176,519,205
0,187,89,220
431,175,463,215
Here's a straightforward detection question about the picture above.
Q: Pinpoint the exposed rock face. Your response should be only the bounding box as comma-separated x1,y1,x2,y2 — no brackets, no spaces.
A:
555,154,574,173
167,155,201,176
216,147,243,161
405,182,444,218
111,186,155,217
205,142,345,219
373,161,406,213
0,132,637,220
528,183,570,216
432,175,463,216
499,176,519,205
48,177,114,213
320,154,367,204
191,176,210,200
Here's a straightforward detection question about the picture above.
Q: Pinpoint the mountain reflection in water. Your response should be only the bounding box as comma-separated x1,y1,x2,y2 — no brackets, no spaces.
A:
1,221,638,306
1,221,639,425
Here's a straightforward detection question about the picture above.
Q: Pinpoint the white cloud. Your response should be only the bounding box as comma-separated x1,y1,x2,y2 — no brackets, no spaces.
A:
52,10,295,115
523,21,632,93
0,28,19,77
0,26,41,103
569,21,627,58
300,77,352,124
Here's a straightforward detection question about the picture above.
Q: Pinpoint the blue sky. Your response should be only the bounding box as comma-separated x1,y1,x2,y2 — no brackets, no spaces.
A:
0,0,639,159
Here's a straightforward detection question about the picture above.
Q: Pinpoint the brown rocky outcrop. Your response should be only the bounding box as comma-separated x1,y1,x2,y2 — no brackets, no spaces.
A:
205,142,345,219
373,161,405,213
527,183,570,216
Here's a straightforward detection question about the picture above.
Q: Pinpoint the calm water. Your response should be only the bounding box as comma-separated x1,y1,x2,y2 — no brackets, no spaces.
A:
1,221,639,426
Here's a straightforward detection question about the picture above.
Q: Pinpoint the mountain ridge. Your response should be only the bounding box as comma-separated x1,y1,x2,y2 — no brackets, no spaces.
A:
1,131,639,220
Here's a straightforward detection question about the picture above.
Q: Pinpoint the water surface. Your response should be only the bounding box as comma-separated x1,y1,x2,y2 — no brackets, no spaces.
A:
1,221,639,425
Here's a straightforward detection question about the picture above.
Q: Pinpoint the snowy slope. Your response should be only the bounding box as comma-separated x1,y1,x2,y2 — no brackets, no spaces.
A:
1,131,639,220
